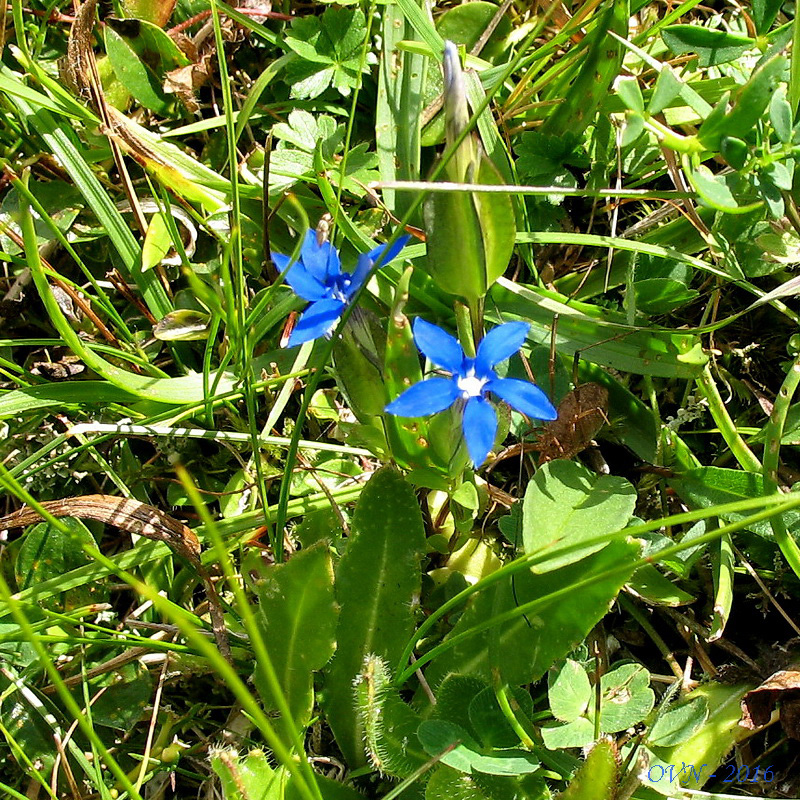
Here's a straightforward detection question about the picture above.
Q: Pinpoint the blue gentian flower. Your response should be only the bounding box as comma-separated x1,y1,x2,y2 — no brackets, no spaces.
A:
385,318,558,467
272,229,410,347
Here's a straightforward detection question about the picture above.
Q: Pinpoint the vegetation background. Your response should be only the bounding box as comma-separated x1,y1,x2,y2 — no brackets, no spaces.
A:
1,0,800,798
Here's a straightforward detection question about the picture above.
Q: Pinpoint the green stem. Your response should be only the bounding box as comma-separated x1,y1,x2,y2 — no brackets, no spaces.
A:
494,680,535,749
455,301,476,357
762,356,800,579
696,364,761,472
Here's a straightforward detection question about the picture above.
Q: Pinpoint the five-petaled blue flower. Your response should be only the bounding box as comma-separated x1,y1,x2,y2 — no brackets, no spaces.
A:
385,318,558,467
272,229,410,347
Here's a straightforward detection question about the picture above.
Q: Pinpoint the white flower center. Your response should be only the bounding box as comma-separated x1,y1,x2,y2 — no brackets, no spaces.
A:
457,372,488,398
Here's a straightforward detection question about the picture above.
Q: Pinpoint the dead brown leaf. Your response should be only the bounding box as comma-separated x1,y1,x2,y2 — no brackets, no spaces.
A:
741,668,800,739
0,496,232,662
536,383,609,462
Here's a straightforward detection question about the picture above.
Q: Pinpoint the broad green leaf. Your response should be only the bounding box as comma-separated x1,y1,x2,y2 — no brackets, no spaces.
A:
661,25,753,67
251,543,337,739
752,0,784,34
672,466,800,539
323,467,426,765
104,27,170,114
626,564,695,606
616,77,644,113
142,210,173,271
468,687,534,749
770,87,793,143
436,2,511,59
649,682,756,791
424,539,641,687
333,309,386,420
106,18,190,71
423,184,486,302
522,461,636,571
549,660,592,723
15,519,104,612
383,269,436,471
646,696,708,747
88,662,152,729
541,717,595,750
210,749,286,800
723,53,788,141
473,154,516,290
541,0,627,137
598,663,654,732
120,0,176,26
426,765,490,800
432,674,487,738
489,277,708,379
558,739,618,800
417,720,539,776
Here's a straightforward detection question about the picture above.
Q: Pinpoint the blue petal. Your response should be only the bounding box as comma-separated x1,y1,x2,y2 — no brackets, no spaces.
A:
412,318,464,373
286,298,345,347
475,321,530,374
284,261,329,302
347,253,374,296
486,377,558,420
271,251,291,273
300,229,340,283
367,234,411,268
462,396,497,467
385,377,459,417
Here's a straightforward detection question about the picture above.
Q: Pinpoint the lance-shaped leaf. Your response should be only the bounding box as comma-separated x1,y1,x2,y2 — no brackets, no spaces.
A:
251,543,338,741
323,467,427,765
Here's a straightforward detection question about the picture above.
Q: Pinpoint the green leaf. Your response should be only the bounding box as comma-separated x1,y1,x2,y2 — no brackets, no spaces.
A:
751,0,784,35
549,660,592,723
661,25,753,67
355,655,428,777
616,77,644,113
105,18,190,72
649,682,756,790
152,309,211,341
648,67,684,115
333,309,387,420
720,136,748,170
633,278,699,315
598,663,654,732
541,717,595,750
558,739,618,800
426,765,490,800
522,461,636,571
626,564,695,606
283,7,367,99
647,696,708,747
89,663,153,729
0,381,139,419
251,543,337,740
119,0,176,26
424,539,641,687
770,86,793,143
423,184,486,302
436,2,511,59
323,467,427,765
723,53,788,141
104,26,170,114
15,519,104,612
210,749,286,800
473,154,516,290
468,687,534,749
672,466,800,539
417,720,539,776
